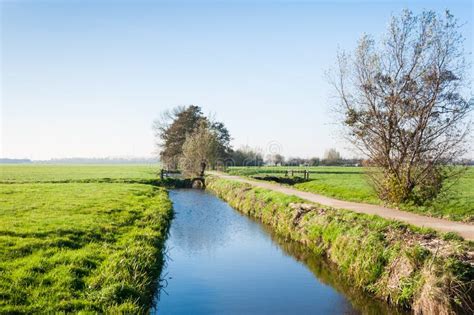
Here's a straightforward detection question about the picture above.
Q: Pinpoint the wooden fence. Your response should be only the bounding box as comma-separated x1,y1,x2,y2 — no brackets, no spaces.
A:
159,169,181,180
284,169,311,180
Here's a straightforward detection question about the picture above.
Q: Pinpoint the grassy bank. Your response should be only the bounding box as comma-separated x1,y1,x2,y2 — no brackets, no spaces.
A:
207,176,474,313
226,166,474,222
0,165,173,313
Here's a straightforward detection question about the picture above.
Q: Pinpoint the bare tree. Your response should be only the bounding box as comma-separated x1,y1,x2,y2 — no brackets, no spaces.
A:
230,146,264,166
266,154,285,166
323,148,342,162
179,121,219,177
273,154,285,166
331,10,472,204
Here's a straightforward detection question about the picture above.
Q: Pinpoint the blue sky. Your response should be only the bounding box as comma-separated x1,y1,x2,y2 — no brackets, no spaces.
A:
1,0,472,160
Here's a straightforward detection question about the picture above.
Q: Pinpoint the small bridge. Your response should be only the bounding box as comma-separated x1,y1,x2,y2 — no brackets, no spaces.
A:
191,177,205,189
160,169,205,189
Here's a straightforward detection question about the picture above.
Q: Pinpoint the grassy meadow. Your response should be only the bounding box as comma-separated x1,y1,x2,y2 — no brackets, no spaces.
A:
226,166,474,222
0,164,159,183
0,164,172,313
1,163,472,312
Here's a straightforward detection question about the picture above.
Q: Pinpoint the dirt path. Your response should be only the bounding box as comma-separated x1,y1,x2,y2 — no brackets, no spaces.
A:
210,172,474,241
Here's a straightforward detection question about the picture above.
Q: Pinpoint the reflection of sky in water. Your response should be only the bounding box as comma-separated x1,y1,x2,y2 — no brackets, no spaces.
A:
165,189,258,255
152,189,397,315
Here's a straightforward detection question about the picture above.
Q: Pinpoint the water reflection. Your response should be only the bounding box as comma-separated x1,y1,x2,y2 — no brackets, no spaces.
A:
163,189,259,255
259,224,408,315
152,189,405,315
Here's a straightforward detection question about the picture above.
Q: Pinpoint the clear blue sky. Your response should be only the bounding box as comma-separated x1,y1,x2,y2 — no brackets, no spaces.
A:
1,0,472,160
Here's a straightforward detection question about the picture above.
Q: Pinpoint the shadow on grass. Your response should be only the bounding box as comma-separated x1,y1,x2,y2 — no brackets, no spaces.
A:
252,175,311,185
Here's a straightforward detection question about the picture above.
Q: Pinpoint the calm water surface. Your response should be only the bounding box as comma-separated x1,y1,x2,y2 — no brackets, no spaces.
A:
152,189,403,315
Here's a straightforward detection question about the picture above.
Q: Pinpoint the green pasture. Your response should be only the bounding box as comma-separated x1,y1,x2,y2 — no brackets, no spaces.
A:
0,164,159,183
0,164,171,313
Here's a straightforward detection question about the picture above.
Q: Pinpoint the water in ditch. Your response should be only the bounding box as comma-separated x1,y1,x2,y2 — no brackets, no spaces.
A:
152,189,405,314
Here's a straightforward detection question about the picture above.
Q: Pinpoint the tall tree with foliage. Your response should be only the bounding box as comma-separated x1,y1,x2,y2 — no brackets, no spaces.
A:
154,105,204,169
331,10,472,204
210,121,232,161
154,105,232,170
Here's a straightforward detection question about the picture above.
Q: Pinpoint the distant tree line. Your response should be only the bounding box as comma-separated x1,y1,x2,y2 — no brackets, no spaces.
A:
0,158,160,164
228,146,264,167
43,157,159,164
263,148,362,167
0,158,32,164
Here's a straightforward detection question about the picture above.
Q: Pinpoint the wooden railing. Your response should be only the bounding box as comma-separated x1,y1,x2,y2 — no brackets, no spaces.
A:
159,169,181,180
284,169,311,180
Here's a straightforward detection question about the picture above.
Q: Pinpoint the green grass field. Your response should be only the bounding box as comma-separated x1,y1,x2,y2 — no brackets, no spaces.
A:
0,164,159,183
0,164,171,313
1,163,472,312
226,166,474,222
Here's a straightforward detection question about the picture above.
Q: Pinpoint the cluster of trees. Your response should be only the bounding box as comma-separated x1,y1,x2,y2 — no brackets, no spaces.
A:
229,146,264,167
331,10,472,204
154,112,358,171
154,106,269,173
264,149,362,167
154,105,232,176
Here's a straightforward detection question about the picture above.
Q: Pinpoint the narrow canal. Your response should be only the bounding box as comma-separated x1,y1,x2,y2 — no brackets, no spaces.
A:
152,189,404,315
